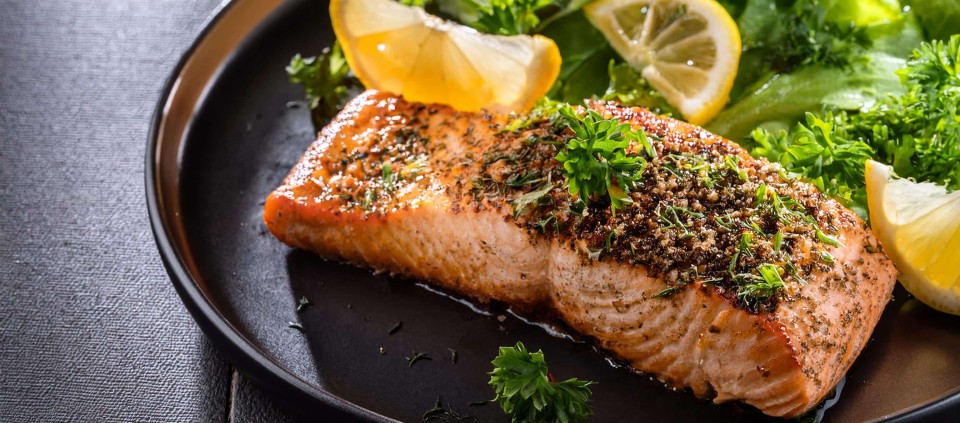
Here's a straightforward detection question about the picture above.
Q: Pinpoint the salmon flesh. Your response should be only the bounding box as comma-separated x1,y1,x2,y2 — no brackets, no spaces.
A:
264,90,897,418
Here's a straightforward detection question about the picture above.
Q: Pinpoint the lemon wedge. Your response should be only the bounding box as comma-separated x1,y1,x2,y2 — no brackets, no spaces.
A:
330,0,561,112
866,160,960,315
584,0,740,125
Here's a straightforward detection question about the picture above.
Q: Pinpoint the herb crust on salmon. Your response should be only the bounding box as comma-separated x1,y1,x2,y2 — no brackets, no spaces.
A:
264,90,897,418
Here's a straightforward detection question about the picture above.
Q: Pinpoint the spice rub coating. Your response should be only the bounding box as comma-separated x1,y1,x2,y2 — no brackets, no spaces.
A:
264,90,897,418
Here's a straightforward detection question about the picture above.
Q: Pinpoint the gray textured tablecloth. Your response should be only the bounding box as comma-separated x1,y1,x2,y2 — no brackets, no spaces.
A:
0,1,297,421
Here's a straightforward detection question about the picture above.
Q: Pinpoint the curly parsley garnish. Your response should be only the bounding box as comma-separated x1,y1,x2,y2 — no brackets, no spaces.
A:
555,105,652,213
464,0,554,35
750,113,875,217
771,0,871,72
750,35,960,220
489,342,594,423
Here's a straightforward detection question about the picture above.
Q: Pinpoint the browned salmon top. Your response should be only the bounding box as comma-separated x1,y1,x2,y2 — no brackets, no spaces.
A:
265,90,898,418
278,91,881,313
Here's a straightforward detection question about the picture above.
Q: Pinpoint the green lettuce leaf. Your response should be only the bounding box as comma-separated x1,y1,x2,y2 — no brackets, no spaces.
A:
729,0,902,102
708,52,907,142
712,1,922,141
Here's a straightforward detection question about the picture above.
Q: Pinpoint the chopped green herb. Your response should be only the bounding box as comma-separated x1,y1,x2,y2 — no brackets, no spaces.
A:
389,321,403,335
407,351,433,368
737,264,786,304
288,322,305,333
424,397,445,421
506,172,543,188
725,156,748,181
728,251,741,276
510,183,555,219
656,203,704,237
786,261,807,284
755,183,768,205
652,286,682,299
773,231,784,255
738,232,754,257
360,189,376,211
746,219,766,237
715,214,735,230
382,162,397,193
489,342,594,423
503,98,563,133
816,228,841,247
423,396,475,422
296,296,311,313
566,198,586,217
667,153,720,188
589,228,620,260
820,250,835,264
533,214,558,234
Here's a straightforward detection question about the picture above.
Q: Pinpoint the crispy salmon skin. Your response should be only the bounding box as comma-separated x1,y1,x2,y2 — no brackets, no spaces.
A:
264,90,897,418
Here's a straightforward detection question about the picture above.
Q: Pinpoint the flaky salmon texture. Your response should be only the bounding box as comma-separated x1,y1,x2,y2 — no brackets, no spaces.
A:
264,90,897,418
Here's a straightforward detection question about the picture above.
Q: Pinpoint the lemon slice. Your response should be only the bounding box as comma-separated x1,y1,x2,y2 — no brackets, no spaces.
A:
866,160,960,315
584,0,740,125
330,0,561,112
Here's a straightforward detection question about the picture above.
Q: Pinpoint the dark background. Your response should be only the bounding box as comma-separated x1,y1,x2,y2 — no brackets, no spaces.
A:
0,1,297,421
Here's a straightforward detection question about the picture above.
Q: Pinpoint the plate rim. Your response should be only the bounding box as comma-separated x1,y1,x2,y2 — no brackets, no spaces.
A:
144,0,389,420
144,0,960,421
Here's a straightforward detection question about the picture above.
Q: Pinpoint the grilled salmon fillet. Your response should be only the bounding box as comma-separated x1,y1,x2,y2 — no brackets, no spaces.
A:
264,90,897,418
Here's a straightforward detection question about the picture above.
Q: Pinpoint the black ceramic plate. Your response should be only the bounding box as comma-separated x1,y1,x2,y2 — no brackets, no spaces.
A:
147,0,960,421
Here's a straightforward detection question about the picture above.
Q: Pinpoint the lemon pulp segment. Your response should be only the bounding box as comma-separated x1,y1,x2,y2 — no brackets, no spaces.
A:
866,160,960,315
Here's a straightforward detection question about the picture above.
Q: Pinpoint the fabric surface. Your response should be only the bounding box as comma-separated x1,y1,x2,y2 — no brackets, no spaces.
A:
0,1,298,421
230,371,298,423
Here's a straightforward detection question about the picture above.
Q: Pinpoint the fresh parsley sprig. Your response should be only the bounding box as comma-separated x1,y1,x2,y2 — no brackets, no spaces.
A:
751,112,874,217
286,42,363,126
555,105,651,213
489,342,594,423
